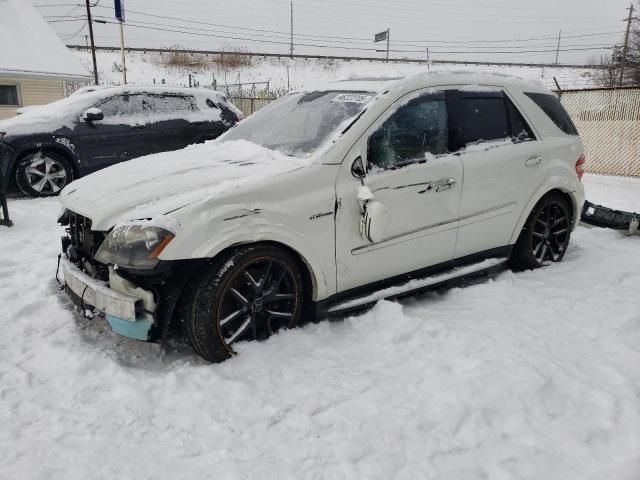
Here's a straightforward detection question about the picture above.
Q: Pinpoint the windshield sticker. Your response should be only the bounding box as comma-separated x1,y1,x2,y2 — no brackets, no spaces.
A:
331,93,372,104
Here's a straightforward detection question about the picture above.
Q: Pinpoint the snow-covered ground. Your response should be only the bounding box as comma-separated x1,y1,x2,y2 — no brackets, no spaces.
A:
1,173,640,479
77,49,599,94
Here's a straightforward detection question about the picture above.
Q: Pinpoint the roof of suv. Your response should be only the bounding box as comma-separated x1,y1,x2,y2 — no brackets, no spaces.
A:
314,71,550,95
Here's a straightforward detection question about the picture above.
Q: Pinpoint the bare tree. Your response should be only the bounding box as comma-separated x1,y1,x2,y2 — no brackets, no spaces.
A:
591,51,622,88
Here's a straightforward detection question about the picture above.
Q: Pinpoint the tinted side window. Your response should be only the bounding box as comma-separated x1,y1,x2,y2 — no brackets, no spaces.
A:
505,97,535,142
143,94,195,114
98,94,145,117
524,92,578,135
448,91,509,150
368,93,448,170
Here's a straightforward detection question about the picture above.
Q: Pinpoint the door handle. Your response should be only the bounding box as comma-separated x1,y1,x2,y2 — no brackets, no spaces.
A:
525,155,542,167
425,178,456,193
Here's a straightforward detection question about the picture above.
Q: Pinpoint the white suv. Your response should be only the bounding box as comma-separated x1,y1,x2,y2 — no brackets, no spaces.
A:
58,73,586,362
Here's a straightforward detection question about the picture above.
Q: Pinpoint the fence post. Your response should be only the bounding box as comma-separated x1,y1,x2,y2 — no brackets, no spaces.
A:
0,168,12,227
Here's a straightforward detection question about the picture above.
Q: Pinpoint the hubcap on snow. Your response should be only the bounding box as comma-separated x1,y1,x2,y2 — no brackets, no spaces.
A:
24,153,68,194
217,257,299,345
531,202,569,264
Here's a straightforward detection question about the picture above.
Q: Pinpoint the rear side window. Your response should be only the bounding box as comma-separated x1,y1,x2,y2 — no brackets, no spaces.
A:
98,94,145,117
524,92,578,135
143,94,196,114
447,91,510,150
505,97,535,142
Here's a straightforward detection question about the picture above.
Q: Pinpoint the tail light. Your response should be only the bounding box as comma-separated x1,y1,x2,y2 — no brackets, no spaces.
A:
575,154,586,181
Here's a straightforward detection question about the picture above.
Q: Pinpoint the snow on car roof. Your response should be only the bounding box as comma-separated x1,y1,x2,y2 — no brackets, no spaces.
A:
300,71,549,95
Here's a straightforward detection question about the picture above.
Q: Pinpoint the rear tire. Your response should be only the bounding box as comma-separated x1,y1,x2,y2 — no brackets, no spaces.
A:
15,150,74,198
183,245,305,363
510,193,572,270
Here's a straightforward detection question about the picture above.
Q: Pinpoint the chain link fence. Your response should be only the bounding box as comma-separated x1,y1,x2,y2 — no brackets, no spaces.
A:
560,87,640,177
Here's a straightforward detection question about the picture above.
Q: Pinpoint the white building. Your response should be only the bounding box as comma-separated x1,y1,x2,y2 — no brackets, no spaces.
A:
0,0,90,120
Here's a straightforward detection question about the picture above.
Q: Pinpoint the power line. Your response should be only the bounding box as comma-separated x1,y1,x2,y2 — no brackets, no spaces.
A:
85,5,624,47
86,15,617,52
94,19,616,56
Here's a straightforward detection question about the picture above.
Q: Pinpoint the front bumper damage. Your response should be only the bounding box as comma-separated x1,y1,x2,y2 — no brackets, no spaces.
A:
581,200,640,235
61,258,156,340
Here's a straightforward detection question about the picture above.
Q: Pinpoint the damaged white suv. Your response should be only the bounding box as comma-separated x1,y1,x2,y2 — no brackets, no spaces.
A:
58,73,585,362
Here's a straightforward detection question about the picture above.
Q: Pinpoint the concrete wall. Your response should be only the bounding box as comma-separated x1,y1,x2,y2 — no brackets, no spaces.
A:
0,75,65,120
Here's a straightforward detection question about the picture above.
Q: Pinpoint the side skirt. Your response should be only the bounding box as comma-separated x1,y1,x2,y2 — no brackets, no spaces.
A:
314,246,512,318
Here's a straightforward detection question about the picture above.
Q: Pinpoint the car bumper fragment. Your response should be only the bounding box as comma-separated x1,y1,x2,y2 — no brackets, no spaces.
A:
62,258,154,340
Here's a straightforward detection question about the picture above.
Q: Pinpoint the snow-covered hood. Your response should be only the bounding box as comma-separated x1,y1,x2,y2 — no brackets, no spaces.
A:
59,140,311,230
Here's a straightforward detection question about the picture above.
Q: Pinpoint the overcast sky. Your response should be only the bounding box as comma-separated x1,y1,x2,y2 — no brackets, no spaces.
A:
36,0,632,64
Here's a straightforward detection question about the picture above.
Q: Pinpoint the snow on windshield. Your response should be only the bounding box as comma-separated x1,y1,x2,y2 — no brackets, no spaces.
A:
221,90,374,157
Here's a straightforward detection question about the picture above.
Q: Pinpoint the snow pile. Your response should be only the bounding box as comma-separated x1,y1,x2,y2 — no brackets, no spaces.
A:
60,139,311,228
1,174,639,479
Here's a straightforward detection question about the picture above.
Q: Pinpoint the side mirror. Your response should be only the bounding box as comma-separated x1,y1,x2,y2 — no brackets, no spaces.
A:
360,199,390,244
351,156,366,179
82,108,104,122
358,186,390,243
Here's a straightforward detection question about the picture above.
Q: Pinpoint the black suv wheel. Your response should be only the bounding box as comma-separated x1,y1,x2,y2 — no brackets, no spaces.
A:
16,151,73,197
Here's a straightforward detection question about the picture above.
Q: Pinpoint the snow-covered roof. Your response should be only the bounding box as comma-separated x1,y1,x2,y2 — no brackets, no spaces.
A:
313,71,549,95
0,0,89,79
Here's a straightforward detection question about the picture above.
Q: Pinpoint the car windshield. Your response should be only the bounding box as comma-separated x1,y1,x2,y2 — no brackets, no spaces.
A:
221,90,374,156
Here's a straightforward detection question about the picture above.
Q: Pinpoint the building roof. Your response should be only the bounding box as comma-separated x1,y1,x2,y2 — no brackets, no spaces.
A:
0,0,89,80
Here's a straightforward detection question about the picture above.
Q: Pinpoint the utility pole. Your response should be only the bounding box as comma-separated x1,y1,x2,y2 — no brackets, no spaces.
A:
119,20,127,84
619,3,637,87
290,1,294,58
115,0,127,84
386,28,390,62
85,0,98,85
554,30,561,65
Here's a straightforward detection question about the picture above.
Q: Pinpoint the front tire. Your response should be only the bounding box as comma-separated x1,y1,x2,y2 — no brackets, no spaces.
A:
15,151,73,197
183,245,305,363
510,193,572,270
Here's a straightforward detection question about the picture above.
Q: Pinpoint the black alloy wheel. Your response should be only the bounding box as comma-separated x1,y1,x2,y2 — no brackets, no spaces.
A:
183,245,304,363
511,193,572,270
530,201,570,263
217,257,299,344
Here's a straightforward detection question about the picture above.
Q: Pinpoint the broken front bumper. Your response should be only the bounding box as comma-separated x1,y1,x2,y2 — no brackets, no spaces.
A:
581,200,640,235
61,258,154,340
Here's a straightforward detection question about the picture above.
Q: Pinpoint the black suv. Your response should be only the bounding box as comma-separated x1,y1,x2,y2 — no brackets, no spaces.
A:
0,86,242,197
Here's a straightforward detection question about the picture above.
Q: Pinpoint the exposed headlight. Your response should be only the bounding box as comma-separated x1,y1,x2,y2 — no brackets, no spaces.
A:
95,224,175,269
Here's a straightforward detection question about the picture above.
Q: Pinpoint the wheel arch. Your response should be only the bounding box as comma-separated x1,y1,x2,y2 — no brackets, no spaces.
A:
163,226,332,302
509,185,581,245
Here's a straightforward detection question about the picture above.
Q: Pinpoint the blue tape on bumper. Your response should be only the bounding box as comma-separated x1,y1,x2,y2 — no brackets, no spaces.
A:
106,315,153,341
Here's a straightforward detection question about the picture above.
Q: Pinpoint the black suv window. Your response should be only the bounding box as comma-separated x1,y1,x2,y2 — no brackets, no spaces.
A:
98,94,145,117
143,94,196,114
506,97,535,142
448,91,510,150
368,92,448,170
524,92,578,135
448,90,536,149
